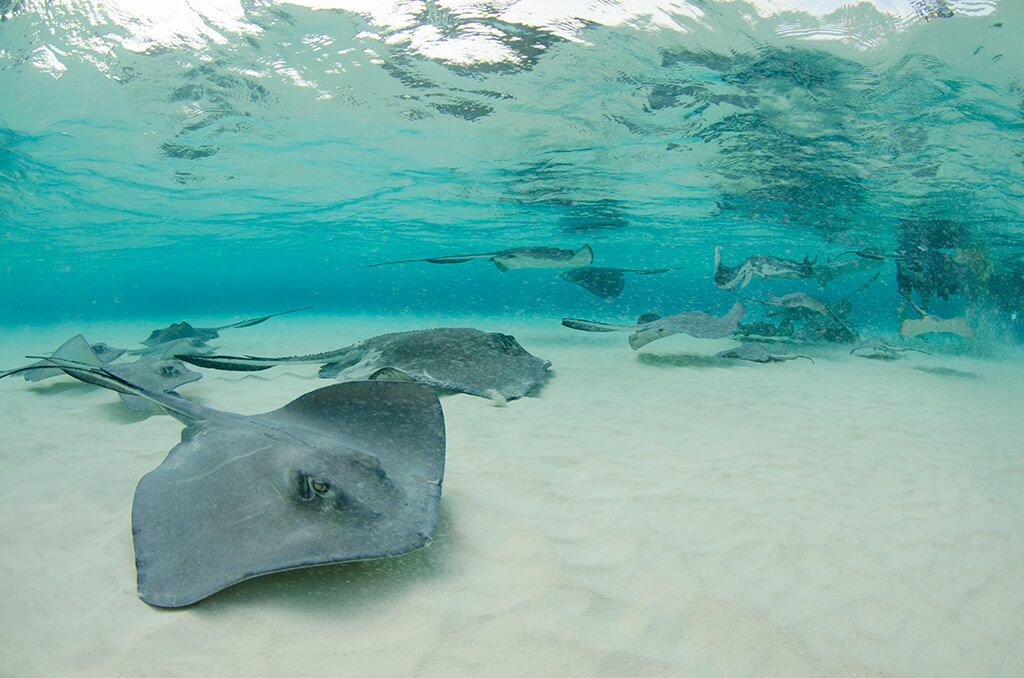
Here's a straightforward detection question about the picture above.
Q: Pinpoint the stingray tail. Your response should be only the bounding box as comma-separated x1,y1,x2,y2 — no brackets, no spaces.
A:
219,306,312,330
32,356,205,422
175,354,282,371
560,318,624,332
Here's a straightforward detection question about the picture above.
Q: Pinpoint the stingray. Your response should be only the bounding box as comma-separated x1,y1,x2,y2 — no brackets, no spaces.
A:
716,342,813,364
897,293,975,339
176,328,551,402
850,337,931,360
557,266,676,301
367,245,594,272
141,307,311,348
713,245,815,291
811,251,886,285
1,335,126,382
40,357,446,608
562,301,745,350
8,335,202,410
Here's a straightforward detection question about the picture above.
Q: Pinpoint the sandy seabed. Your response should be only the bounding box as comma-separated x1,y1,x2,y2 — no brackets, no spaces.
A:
1,312,1022,677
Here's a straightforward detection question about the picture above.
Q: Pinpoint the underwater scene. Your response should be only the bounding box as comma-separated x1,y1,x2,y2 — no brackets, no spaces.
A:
1,0,1023,675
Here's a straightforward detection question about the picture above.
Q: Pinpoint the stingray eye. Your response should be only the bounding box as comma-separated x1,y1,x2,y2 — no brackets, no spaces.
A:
298,475,331,501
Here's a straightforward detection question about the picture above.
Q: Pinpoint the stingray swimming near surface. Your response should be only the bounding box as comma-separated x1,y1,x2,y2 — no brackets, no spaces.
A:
713,245,815,291
141,307,311,348
177,328,551,402
367,245,594,272
40,357,446,608
810,250,887,285
562,301,745,350
4,335,201,410
557,266,677,301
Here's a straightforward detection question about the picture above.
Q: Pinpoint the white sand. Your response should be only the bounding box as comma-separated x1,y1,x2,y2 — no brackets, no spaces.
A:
1,313,1022,677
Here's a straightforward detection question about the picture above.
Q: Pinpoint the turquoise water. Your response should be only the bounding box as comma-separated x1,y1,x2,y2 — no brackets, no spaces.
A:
1,0,1022,344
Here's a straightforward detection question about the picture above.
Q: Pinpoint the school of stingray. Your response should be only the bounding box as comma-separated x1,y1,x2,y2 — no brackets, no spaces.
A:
2,241,984,607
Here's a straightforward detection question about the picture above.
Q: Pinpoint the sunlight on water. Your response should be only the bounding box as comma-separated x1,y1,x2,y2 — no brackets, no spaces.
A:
0,0,1021,337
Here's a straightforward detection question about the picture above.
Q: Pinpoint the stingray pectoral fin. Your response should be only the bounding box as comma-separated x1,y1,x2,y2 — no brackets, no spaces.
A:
572,244,595,267
561,318,629,332
175,354,280,371
628,328,677,350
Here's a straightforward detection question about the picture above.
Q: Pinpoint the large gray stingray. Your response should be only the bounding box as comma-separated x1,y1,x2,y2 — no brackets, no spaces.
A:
5,335,201,410
177,327,552,401
561,301,745,349
557,266,677,301
42,357,446,608
367,245,594,272
141,307,311,348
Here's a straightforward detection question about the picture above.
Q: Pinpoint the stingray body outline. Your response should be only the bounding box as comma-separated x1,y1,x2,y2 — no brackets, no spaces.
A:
6,334,201,410
557,266,678,300
716,342,813,364
713,245,815,291
176,327,552,401
561,301,745,349
141,307,311,348
367,245,594,271
41,357,446,608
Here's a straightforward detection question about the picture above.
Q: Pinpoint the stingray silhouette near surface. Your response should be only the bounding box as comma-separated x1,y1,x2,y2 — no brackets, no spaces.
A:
177,327,552,402
556,266,678,301
40,357,446,608
367,245,593,271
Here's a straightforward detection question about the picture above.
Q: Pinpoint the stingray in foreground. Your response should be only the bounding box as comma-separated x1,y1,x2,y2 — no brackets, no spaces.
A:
41,357,446,608
177,328,552,402
367,245,593,272
557,266,677,301
561,301,745,350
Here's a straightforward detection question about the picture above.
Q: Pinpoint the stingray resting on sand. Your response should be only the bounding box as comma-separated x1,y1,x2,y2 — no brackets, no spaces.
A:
367,245,594,272
562,301,745,349
716,342,812,364
177,327,552,402
4,335,202,411
40,357,446,608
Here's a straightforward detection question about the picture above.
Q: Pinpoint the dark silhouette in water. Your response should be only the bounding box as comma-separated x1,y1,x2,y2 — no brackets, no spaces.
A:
713,245,815,290
367,245,594,272
557,266,677,300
